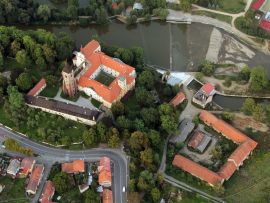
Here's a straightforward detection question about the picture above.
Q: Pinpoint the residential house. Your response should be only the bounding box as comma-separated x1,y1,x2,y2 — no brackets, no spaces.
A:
26,164,44,195
103,189,113,203
39,180,55,203
62,160,85,174
169,92,186,108
7,159,20,177
98,157,112,187
20,157,36,177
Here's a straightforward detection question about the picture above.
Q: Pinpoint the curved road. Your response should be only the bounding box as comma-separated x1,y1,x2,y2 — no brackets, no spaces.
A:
0,126,128,203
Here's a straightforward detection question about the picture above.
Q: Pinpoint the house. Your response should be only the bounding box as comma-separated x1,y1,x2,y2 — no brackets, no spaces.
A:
62,160,85,174
103,189,113,203
188,131,211,153
27,78,46,97
72,40,136,108
7,159,20,177
26,164,44,195
251,0,265,10
169,92,186,107
170,118,195,144
192,83,215,108
98,157,112,187
20,157,36,177
39,181,55,203
172,155,224,186
260,19,270,32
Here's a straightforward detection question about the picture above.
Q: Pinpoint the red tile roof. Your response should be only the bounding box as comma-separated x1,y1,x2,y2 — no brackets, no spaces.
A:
260,19,270,32
103,189,113,203
62,160,85,174
80,40,100,58
27,78,46,96
39,181,55,203
251,0,265,10
188,131,205,149
201,83,215,95
26,164,44,194
20,158,35,176
78,41,135,104
199,111,249,143
228,139,257,167
99,157,111,172
98,157,112,187
172,155,223,185
170,92,186,107
217,161,237,180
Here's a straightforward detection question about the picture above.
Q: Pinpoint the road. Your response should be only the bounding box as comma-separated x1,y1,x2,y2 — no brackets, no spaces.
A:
0,126,128,203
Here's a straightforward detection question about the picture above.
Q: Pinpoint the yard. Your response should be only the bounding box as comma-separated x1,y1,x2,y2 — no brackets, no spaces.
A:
218,0,246,13
0,176,28,203
95,71,115,86
39,86,59,98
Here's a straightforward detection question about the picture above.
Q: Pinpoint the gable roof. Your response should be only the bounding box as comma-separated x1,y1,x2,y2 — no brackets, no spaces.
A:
26,164,44,193
62,160,85,173
20,158,35,176
27,78,46,96
170,92,186,107
199,111,249,143
217,161,237,180
172,155,223,185
98,157,112,186
103,189,113,203
81,40,100,58
39,181,55,203
251,0,265,10
260,19,270,32
201,83,215,95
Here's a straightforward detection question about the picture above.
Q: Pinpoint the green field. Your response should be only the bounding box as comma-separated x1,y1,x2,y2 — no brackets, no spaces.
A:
192,10,233,24
95,71,115,86
261,0,270,13
0,176,28,203
219,0,246,13
39,86,59,98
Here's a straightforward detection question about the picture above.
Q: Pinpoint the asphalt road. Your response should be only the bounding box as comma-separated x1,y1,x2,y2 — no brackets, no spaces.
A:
0,126,128,203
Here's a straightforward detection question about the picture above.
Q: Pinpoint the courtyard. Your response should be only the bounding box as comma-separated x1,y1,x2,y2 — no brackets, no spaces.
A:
95,71,115,86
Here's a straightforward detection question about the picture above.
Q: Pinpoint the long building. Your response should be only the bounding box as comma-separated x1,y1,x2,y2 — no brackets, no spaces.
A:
173,111,257,186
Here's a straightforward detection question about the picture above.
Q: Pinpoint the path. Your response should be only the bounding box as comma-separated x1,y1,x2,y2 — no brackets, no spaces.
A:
158,136,170,173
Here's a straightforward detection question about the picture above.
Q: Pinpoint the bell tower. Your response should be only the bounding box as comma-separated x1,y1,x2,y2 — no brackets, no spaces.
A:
62,63,77,97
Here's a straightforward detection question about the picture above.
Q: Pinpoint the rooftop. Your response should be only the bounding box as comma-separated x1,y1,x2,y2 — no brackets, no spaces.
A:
26,164,44,194
251,0,265,10
103,189,113,203
20,157,35,176
201,83,215,95
27,78,46,97
170,92,186,107
62,160,85,174
260,19,270,32
39,180,55,203
170,118,195,143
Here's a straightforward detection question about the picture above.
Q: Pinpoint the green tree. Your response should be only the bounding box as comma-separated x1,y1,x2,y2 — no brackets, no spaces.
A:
253,104,264,122
83,128,96,147
0,74,7,90
140,148,154,167
16,50,31,69
10,40,21,57
84,189,100,203
0,51,3,71
180,0,192,12
241,98,256,115
53,172,71,193
153,8,169,20
108,128,120,148
160,115,177,134
67,5,78,20
16,73,33,91
131,46,144,66
96,122,108,142
151,188,161,202
42,44,56,64
7,86,24,109
129,131,149,151
138,70,155,90
201,60,215,76
148,130,161,147
239,66,251,81
116,115,131,130
37,5,51,23
141,108,159,127
111,101,125,118
250,66,268,92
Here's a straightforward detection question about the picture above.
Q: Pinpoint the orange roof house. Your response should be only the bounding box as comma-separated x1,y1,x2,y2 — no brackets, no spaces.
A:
73,40,136,108
103,189,113,203
39,181,55,203
173,111,258,186
27,78,46,97
20,158,36,177
188,131,205,149
26,164,44,195
173,155,224,186
170,92,186,107
98,157,112,187
201,83,215,96
62,160,85,174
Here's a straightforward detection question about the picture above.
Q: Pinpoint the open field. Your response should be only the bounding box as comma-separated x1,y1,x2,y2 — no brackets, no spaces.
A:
261,0,270,13
39,86,59,98
218,0,246,13
192,10,232,24
95,71,115,86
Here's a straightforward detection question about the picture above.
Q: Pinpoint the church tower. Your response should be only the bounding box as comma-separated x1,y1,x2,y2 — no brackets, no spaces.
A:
62,63,77,97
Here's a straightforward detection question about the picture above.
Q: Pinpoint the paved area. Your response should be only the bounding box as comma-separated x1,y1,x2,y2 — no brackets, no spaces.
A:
53,89,99,110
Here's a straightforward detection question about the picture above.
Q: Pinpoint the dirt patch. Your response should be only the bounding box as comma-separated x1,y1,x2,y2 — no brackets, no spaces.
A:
232,113,269,132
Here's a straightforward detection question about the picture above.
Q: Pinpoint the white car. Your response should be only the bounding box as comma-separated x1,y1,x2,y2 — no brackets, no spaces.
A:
122,186,126,192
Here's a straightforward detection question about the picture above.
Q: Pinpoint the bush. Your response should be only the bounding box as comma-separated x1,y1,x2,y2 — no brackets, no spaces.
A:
223,77,232,87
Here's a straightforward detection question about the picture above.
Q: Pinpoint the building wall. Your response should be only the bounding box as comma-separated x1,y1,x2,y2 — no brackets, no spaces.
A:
26,104,97,126
62,71,77,97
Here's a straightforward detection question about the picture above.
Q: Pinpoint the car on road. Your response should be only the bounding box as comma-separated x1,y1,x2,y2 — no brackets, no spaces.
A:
122,186,126,192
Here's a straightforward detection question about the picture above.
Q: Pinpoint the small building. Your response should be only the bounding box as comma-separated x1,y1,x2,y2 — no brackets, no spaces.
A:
103,189,113,203
170,118,195,144
170,92,186,108
192,83,215,108
188,131,211,153
260,19,270,32
39,180,55,203
98,157,112,187
27,78,46,97
133,2,143,10
251,0,265,11
62,160,85,174
7,159,20,177
20,157,36,177
26,164,44,195
79,184,89,193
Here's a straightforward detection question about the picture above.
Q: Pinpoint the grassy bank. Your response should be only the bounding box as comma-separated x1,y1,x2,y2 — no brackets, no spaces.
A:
192,10,232,24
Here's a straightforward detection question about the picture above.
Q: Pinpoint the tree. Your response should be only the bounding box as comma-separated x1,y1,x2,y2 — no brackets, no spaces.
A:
129,131,149,151
138,70,155,90
7,86,24,109
111,101,125,118
45,75,58,87
148,130,161,147
96,122,107,142
253,104,264,122
180,0,192,12
201,60,215,76
0,51,3,71
153,8,169,20
10,40,21,57
16,73,33,91
116,116,131,130
42,44,56,64
37,5,51,23
135,87,154,107
151,188,161,202
83,128,96,147
250,66,268,92
84,189,100,203
131,46,144,66
53,172,71,193
241,98,256,115
108,128,120,148
67,5,78,20
221,112,235,122
95,7,108,24
239,66,251,81
140,148,154,167
160,115,177,134
16,50,31,69
0,74,8,90
141,108,159,127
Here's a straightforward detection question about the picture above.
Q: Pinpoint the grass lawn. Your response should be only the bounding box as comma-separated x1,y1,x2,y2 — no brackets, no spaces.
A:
0,106,15,128
0,176,28,203
224,151,270,203
39,86,59,98
192,10,232,24
60,91,79,102
218,0,246,13
95,71,115,86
